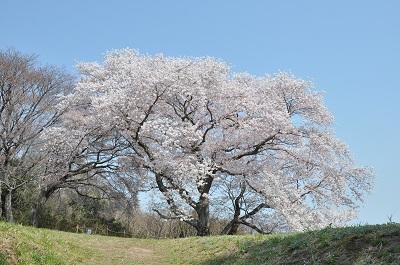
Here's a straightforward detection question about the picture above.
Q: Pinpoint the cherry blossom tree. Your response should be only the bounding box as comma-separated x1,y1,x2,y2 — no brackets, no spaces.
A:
59,49,372,236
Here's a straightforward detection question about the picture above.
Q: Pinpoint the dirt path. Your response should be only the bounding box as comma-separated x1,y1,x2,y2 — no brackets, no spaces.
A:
74,236,164,265
0,240,18,265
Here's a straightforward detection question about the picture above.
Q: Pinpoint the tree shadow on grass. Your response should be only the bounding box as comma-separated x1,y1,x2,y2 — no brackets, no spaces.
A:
199,224,400,265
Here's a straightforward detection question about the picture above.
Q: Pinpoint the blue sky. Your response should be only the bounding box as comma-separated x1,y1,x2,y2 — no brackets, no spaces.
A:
2,0,399,224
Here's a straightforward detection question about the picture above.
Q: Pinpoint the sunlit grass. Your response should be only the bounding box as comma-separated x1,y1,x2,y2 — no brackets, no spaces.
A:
1,222,399,265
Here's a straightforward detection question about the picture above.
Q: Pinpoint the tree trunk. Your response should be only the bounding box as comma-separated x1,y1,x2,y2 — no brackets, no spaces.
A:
0,182,3,219
5,190,14,223
223,202,269,235
31,206,38,227
30,198,43,227
221,182,246,235
195,175,213,236
221,217,241,235
226,221,240,235
196,200,210,236
31,190,49,227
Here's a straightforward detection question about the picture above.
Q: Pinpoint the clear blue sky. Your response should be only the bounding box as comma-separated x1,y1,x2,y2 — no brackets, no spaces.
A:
2,0,399,224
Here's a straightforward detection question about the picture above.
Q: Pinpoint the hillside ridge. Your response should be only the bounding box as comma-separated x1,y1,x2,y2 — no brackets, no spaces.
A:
1,222,399,265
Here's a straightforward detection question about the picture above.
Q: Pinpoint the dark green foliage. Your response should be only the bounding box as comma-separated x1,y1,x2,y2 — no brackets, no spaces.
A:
5,186,131,236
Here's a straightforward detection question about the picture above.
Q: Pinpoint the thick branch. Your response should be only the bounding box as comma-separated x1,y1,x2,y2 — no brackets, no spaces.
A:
233,133,278,160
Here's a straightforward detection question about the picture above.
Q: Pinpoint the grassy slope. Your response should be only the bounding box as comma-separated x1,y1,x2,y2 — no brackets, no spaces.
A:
0,222,400,265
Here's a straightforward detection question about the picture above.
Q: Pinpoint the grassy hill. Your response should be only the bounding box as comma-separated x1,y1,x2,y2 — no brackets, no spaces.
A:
1,222,399,265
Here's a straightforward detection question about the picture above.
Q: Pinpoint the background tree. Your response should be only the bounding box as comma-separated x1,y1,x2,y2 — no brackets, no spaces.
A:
0,50,72,223
62,49,372,236
36,78,142,227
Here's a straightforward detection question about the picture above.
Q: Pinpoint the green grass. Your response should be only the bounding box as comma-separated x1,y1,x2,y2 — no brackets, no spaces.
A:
1,222,399,265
